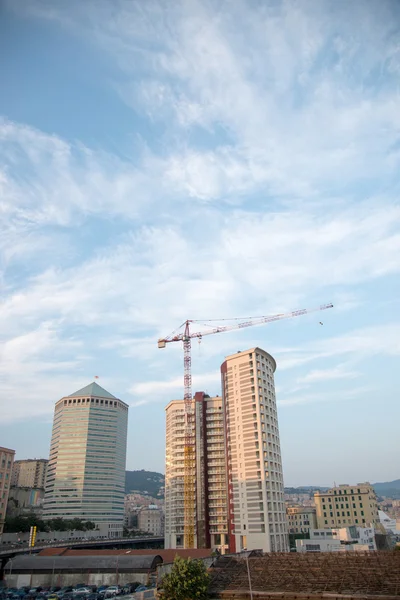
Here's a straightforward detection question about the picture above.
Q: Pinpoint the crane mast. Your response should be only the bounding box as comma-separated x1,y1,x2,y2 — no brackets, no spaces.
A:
183,322,195,548
158,302,333,548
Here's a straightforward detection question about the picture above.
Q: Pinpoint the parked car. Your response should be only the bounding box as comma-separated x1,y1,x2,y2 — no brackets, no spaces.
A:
103,588,121,598
72,590,91,596
133,587,146,594
56,589,73,599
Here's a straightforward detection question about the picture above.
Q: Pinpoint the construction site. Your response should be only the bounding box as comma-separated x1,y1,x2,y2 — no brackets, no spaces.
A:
208,551,400,599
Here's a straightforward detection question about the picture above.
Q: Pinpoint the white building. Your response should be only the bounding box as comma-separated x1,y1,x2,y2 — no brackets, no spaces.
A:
222,348,289,553
296,526,376,553
378,510,398,533
43,382,128,538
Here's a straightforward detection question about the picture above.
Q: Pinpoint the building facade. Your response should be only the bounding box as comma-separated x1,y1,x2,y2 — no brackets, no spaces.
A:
137,506,164,536
287,506,317,534
12,459,48,489
6,487,44,518
221,348,289,553
314,483,379,529
43,382,128,538
0,447,15,535
165,393,228,553
296,526,376,553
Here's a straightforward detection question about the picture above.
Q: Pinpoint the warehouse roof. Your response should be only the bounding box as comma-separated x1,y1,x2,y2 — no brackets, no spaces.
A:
39,548,213,562
6,554,162,572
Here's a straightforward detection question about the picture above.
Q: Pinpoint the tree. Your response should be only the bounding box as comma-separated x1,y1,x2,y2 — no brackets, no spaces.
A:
160,556,209,600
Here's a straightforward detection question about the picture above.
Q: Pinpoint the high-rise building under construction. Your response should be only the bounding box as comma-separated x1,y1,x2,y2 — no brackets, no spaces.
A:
165,393,229,553
165,347,289,553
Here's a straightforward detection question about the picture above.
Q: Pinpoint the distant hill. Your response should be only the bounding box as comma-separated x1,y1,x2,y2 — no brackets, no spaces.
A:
373,479,400,499
124,473,399,500
284,486,328,495
125,470,165,497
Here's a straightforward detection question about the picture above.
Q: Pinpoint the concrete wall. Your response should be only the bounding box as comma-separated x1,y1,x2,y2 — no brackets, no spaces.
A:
5,572,149,589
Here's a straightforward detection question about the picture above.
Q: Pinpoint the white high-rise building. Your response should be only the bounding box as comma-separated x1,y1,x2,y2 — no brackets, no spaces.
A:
43,382,128,538
165,393,228,553
221,347,289,552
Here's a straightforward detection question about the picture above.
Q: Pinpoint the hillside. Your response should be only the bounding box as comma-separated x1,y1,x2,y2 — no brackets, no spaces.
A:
124,472,400,500
125,470,165,497
373,479,400,499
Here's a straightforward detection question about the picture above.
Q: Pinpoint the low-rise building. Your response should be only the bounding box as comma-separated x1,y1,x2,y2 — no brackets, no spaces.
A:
0,447,15,535
314,483,379,529
379,510,398,533
296,526,376,553
138,506,164,536
287,506,317,534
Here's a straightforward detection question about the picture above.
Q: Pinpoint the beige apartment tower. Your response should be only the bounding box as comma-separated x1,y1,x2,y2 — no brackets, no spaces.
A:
222,348,289,553
314,483,379,529
43,382,128,538
165,393,228,553
0,447,15,535
287,506,318,534
12,459,48,489
138,506,164,536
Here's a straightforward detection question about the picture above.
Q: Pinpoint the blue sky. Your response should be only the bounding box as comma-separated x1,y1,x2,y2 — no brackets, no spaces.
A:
1,0,399,487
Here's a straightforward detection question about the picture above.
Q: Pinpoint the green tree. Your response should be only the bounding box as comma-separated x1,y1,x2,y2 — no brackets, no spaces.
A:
160,556,209,600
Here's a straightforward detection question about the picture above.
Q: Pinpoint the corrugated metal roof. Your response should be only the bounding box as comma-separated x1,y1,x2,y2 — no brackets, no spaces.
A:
39,548,213,562
6,554,161,572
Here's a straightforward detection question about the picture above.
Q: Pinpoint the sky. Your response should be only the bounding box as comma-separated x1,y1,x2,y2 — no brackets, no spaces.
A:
0,0,399,487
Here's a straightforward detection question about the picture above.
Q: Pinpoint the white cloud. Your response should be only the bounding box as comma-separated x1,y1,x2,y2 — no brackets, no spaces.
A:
297,365,360,385
278,385,373,407
1,0,400,443
8,0,400,203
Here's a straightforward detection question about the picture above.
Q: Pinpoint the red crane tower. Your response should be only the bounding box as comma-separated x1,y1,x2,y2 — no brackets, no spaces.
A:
158,302,333,548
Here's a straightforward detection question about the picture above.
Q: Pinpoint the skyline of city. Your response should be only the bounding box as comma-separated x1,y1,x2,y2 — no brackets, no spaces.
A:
1,0,400,487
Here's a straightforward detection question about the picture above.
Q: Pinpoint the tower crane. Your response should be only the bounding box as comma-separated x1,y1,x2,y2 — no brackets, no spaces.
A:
158,302,333,548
